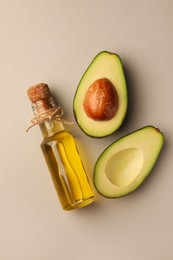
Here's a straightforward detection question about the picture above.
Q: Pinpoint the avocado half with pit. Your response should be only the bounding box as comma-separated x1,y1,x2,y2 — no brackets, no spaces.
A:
73,51,128,137
93,126,164,198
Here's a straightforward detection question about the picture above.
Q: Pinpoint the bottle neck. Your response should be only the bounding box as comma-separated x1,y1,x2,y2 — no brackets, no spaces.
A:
39,120,64,138
31,96,64,138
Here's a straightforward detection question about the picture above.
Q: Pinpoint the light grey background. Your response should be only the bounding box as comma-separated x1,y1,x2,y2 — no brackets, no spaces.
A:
0,1,172,259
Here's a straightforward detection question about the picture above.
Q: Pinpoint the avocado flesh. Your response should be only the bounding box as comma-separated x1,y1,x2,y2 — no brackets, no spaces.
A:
93,126,164,198
73,51,128,137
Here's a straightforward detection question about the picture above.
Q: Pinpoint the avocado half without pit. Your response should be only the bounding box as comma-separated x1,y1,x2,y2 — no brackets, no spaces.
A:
73,51,128,137
93,126,164,198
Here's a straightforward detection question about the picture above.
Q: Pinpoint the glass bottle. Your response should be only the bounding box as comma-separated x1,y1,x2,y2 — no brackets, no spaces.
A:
27,83,94,210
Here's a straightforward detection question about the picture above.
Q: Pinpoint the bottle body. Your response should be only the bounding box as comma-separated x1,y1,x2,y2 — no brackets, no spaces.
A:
40,121,94,210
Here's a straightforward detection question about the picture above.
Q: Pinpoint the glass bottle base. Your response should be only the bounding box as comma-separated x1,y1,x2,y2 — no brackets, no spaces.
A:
63,196,94,211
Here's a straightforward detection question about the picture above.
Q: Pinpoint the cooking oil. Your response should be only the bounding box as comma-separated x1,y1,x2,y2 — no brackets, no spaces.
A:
41,125,94,210
27,83,94,210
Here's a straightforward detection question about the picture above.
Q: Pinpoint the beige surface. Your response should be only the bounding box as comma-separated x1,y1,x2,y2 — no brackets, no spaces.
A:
0,1,173,259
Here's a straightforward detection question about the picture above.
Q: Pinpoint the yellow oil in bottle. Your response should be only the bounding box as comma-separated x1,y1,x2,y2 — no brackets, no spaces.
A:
41,125,94,210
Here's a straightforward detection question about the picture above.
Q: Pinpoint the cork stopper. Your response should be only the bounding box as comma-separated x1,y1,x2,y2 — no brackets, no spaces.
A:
27,83,51,103
26,83,74,132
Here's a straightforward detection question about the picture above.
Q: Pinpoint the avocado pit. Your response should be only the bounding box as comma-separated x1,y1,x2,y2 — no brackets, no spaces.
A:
83,78,118,121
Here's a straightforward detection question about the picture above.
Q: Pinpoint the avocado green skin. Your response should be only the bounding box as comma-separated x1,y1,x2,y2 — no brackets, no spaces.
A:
73,51,128,138
93,125,164,198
